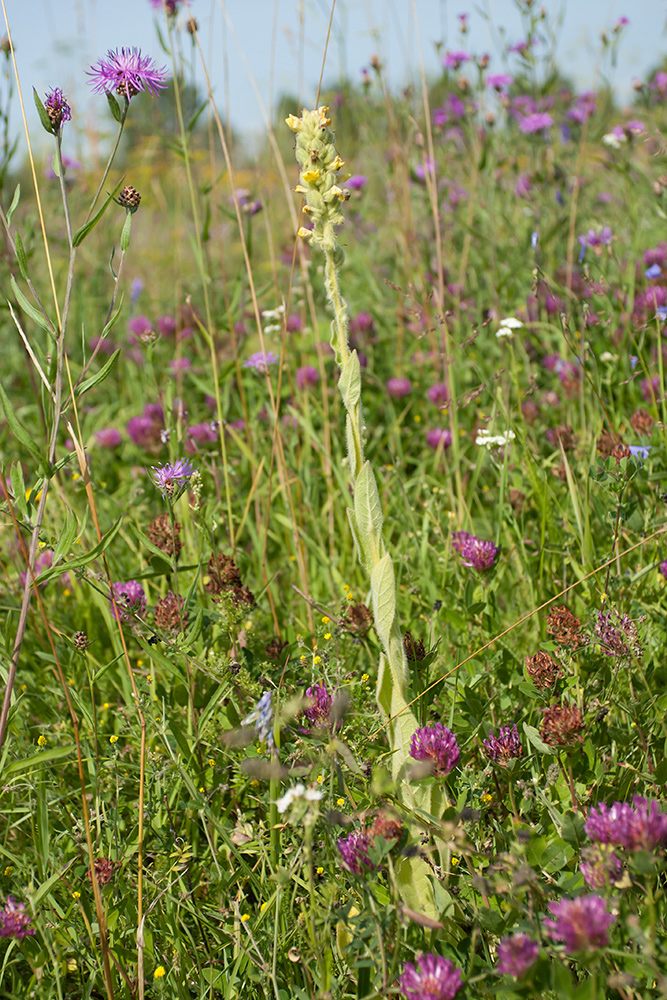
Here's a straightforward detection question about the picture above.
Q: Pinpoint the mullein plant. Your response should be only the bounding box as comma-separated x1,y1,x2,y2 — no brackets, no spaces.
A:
287,107,444,918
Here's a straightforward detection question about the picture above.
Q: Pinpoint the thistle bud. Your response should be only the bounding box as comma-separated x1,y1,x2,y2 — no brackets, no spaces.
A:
118,185,141,211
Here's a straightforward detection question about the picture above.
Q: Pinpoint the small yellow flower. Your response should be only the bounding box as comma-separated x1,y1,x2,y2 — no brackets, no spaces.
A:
4,866,13,876
321,616,330,624
414,414,422,423
66,958,77,973
103,702,110,710
208,758,215,767
451,856,459,867
251,779,259,788
72,891,80,899
21,684,27,692
346,593,354,601
245,620,253,630
260,901,268,913
154,966,166,979
336,797,345,806
199,787,204,793
316,866,324,874
482,793,493,804
109,735,119,744
240,913,250,922
313,655,321,664
289,554,296,562
361,673,369,684
631,721,636,728
147,675,153,683
37,735,47,746
323,633,331,640
331,156,345,170
63,588,71,598
343,584,350,591
302,169,320,184
297,227,313,240
300,655,307,664
316,774,324,784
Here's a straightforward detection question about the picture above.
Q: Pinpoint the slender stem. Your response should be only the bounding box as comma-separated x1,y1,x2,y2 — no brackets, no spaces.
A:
83,101,128,225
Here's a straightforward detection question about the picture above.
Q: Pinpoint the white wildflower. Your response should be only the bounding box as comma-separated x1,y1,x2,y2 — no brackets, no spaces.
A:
602,132,625,150
275,783,323,814
476,429,516,449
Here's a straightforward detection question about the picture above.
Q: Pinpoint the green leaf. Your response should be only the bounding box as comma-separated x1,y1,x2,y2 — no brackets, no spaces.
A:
10,275,54,335
395,856,438,921
33,87,54,134
75,349,121,398
354,462,384,570
370,553,396,652
1,745,75,781
14,231,28,280
106,92,122,123
7,183,20,225
0,379,45,469
72,178,124,248
338,350,361,408
120,211,132,252
52,508,78,565
522,722,554,755
37,516,123,584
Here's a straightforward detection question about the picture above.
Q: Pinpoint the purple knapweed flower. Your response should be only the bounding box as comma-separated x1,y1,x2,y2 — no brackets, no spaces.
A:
386,377,412,399
296,365,319,389
487,73,514,92
399,953,463,1000
443,50,470,69
483,724,523,764
567,91,597,124
87,47,168,100
244,351,279,374
451,531,499,573
149,0,183,13
427,383,449,408
410,724,460,776
349,312,375,336
110,580,146,622
543,895,615,953
150,458,195,500
413,157,436,183
337,830,374,875
286,314,303,333
127,416,161,448
518,112,553,134
127,315,153,344
579,846,623,889
496,933,539,977
426,428,452,451
185,422,218,452
44,88,72,130
346,174,368,190
0,897,35,940
95,428,122,448
585,796,667,852
509,38,533,55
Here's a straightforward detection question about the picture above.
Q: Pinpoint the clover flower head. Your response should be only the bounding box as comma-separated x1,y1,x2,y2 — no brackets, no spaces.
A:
585,796,667,851
110,580,146,623
451,531,499,572
399,953,463,1000
410,723,459,776
87,47,168,100
150,459,195,500
496,933,539,977
0,897,35,940
483,724,523,764
543,895,615,953
337,830,374,875
301,683,339,732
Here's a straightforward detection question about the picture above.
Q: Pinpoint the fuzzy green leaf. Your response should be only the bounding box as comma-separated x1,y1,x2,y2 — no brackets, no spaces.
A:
370,553,396,652
338,350,361,409
354,462,383,569
33,87,54,135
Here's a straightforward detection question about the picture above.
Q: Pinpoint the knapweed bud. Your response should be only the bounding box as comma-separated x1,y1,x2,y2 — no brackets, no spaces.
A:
73,630,90,651
118,185,141,212
44,88,72,132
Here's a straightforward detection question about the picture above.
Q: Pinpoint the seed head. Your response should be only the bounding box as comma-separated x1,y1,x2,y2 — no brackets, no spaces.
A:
118,185,141,211
525,650,560,689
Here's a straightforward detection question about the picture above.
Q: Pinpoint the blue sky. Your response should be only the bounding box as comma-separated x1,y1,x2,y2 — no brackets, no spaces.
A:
2,0,665,155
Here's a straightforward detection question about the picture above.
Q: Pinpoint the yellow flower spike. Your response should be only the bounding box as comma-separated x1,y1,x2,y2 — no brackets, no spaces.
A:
313,655,321,664
302,169,320,184
361,673,369,683
482,793,493,804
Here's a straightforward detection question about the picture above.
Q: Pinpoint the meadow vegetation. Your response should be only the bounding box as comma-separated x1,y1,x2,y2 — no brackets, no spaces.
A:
2,2,667,998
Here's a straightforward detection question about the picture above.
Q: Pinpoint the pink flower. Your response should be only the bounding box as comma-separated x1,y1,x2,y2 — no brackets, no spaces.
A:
518,112,554,134
87,47,168,100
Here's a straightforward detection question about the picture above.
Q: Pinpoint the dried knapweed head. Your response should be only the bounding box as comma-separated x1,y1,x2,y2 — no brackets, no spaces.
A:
154,590,186,632
630,408,654,436
118,185,141,212
540,702,584,746
342,599,373,636
147,513,182,559
204,554,255,606
525,650,560,689
72,630,90,651
546,605,586,649
403,630,427,661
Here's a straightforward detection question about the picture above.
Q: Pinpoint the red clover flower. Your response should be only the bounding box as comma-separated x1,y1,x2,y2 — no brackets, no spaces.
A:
543,895,615,953
399,953,463,1000
0,897,35,940
483,724,523,764
87,47,168,100
337,830,375,875
451,531,499,573
410,723,460,776
496,933,539,977
300,683,339,732
585,796,667,852
110,581,146,623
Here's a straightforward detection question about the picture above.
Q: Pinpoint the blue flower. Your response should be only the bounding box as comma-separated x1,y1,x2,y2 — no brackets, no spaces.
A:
645,263,662,279
628,445,651,461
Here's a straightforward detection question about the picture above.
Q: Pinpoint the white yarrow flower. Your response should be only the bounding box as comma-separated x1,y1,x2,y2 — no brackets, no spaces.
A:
476,429,516,449
602,132,625,150
275,783,323,814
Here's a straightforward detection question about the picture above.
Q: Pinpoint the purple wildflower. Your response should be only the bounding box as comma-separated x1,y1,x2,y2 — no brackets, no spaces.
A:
87,47,168,100
543,895,615,953
641,375,661,402
518,112,554,134
127,416,161,448
296,365,319,389
515,173,532,198
483,724,523,764
110,581,146,623
579,847,623,889
44,153,80,180
451,531,499,573
578,226,613,250
426,428,452,451
443,50,470,69
660,559,667,580
496,933,539,977
44,88,72,130
338,830,374,875
427,382,450,408
487,73,514,92
241,690,275,749
585,796,667,851
301,683,339,732
95,428,122,448
594,609,642,660
386,377,412,398
0,897,35,940
244,351,279,374
628,444,651,460
286,314,303,333
413,157,436,183
127,315,153,344
185,422,218,452
349,312,375,336
156,315,176,337
399,954,463,1000
645,263,662,279
509,38,533,55
169,357,192,373
410,724,460,776
149,0,183,12
150,458,195,500
346,174,368,190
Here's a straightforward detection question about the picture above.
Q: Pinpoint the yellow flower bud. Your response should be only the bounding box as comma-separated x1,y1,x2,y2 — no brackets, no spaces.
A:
285,114,303,131
302,169,320,184
297,227,313,239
